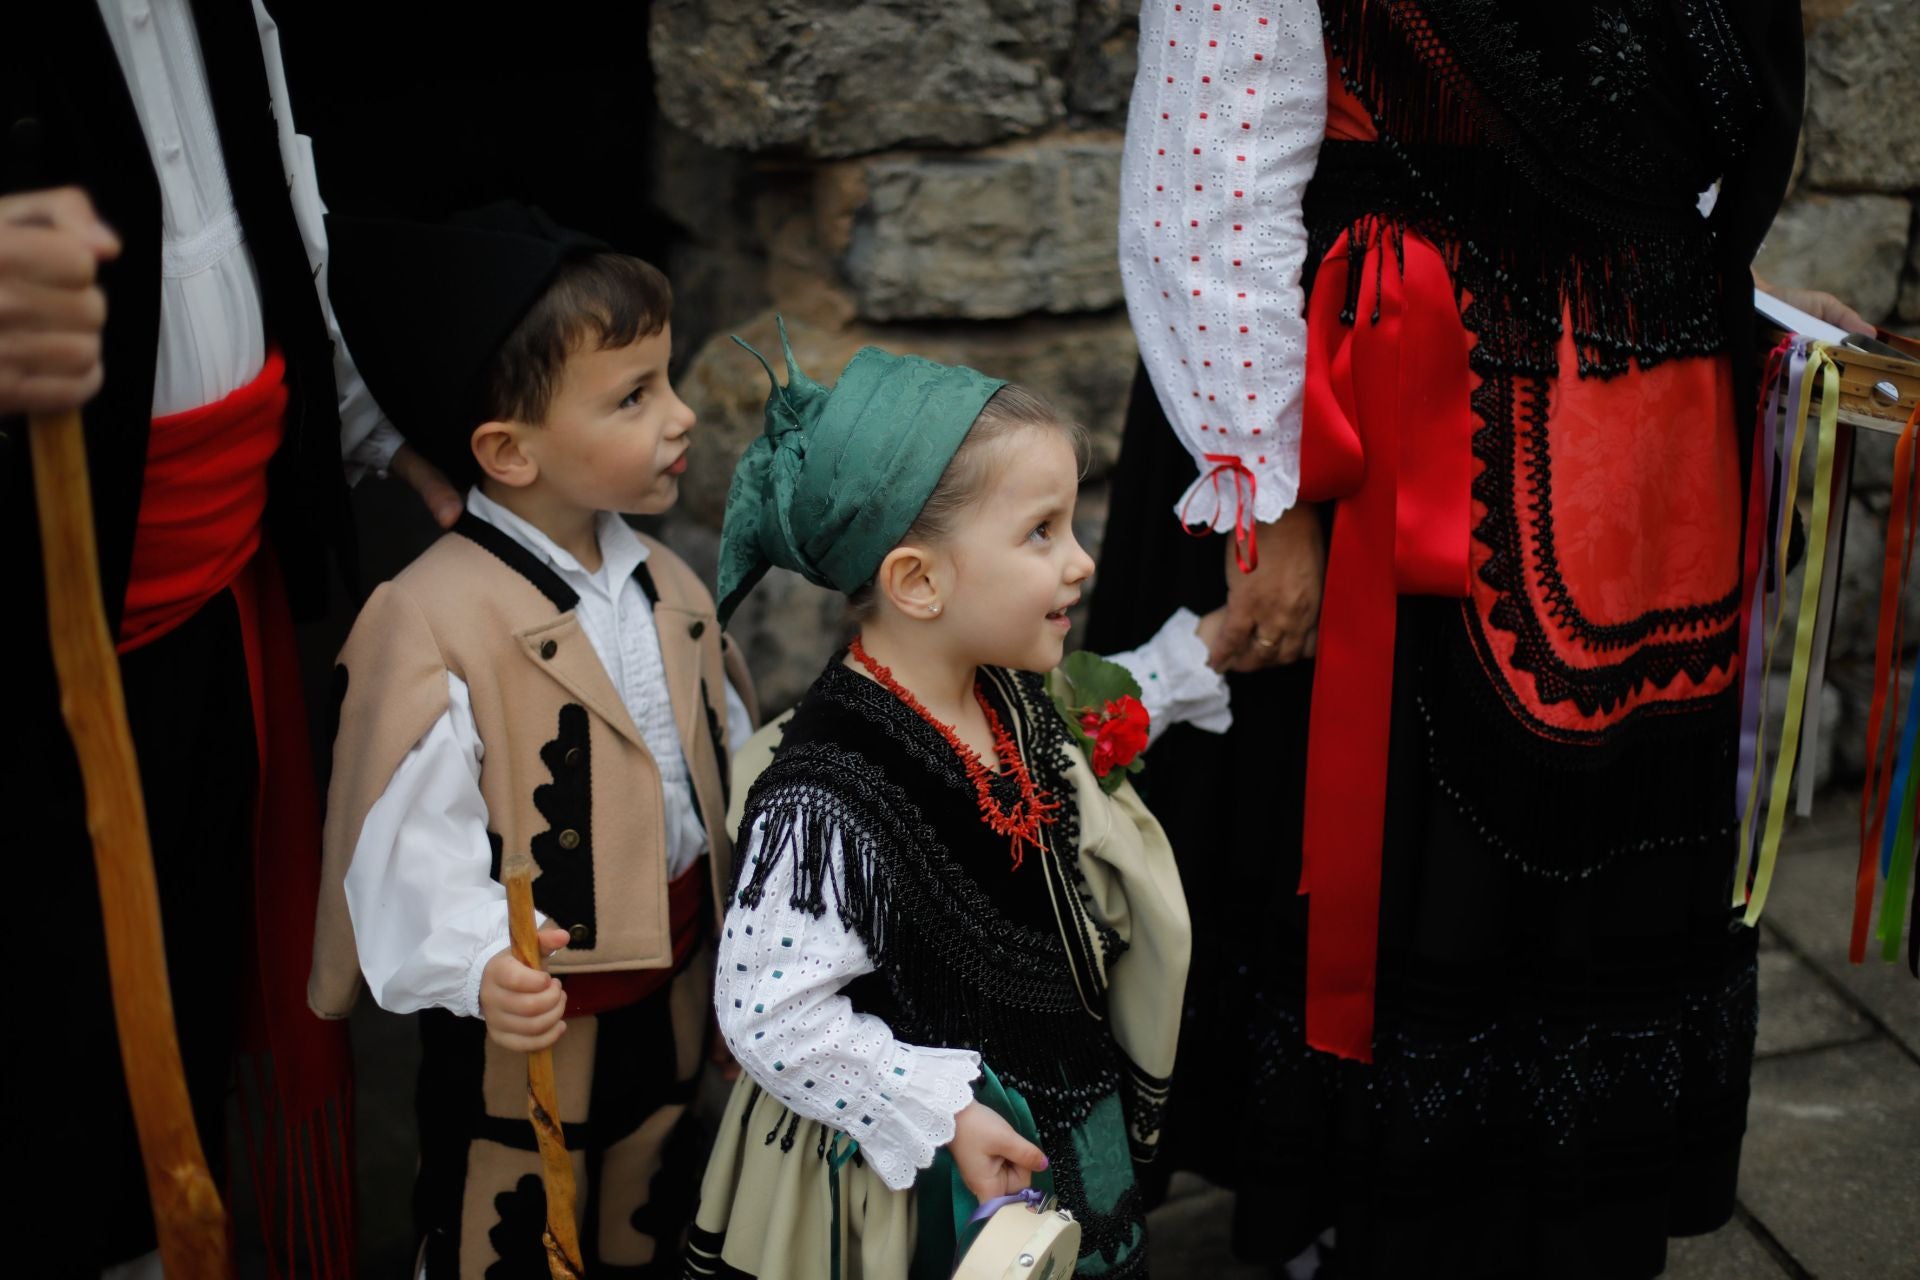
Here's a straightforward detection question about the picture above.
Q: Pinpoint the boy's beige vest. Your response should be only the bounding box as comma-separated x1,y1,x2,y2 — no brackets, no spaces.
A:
309,518,756,1018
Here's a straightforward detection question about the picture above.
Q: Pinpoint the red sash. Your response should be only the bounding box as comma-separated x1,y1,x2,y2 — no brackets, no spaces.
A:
563,857,712,1019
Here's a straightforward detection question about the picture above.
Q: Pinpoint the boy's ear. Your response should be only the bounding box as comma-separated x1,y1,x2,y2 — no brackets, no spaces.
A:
470,420,538,489
874,544,943,618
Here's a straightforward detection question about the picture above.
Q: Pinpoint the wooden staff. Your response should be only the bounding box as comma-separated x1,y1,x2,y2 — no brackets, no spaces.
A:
29,408,232,1278
503,852,584,1280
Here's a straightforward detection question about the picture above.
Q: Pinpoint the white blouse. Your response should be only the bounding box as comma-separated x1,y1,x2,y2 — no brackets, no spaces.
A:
344,488,748,1019
93,0,400,476
715,609,1228,1191
1118,0,1326,532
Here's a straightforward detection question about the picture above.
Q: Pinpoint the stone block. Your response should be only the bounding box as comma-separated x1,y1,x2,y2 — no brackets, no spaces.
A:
1738,1040,1920,1279
1067,0,1141,128
649,0,1073,159
1755,943,1873,1058
1803,0,1920,192
1663,1221,1792,1280
840,135,1126,322
1754,194,1913,328
675,309,1138,529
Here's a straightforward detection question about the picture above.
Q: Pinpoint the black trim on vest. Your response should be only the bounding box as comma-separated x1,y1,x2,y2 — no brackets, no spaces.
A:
453,513,579,612
632,560,660,606
529,703,596,948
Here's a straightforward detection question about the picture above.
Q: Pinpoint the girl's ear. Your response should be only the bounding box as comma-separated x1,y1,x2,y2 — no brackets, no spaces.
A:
471,420,538,489
874,543,944,618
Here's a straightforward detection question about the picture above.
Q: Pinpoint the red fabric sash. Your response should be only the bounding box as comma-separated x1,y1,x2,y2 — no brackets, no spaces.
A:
116,350,353,1274
118,349,286,653
1297,225,1475,1063
562,857,711,1019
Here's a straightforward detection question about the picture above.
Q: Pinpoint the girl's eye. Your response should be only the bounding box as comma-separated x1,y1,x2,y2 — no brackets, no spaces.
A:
1028,521,1052,543
620,388,645,409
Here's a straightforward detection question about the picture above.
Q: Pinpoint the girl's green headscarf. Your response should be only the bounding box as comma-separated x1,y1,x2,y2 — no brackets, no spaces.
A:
716,319,1006,625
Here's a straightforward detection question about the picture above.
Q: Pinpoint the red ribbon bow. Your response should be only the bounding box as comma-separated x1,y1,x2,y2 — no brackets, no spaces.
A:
1182,452,1261,572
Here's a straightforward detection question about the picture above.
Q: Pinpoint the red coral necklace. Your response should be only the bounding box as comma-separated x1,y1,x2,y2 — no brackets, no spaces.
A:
848,636,1057,870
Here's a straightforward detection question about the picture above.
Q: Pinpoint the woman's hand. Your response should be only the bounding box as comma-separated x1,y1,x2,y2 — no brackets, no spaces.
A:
1754,271,1875,336
1210,502,1327,673
948,1101,1049,1204
389,442,464,529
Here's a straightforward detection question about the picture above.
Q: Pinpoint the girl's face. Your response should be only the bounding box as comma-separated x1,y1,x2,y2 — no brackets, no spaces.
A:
937,427,1096,673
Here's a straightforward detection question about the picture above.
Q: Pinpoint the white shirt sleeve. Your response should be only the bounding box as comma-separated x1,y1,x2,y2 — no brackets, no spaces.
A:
715,810,982,1192
249,0,402,480
1118,0,1326,531
343,672,513,1020
1106,607,1233,746
724,677,754,758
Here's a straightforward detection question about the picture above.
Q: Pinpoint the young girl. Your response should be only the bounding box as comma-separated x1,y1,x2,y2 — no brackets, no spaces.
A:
686,326,1228,1279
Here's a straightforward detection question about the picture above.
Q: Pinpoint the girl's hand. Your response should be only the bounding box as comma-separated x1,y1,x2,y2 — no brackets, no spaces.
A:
948,1101,1049,1204
478,926,571,1052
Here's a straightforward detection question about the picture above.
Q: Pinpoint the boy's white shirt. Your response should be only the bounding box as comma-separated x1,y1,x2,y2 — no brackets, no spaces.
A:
343,488,749,1021
715,608,1229,1192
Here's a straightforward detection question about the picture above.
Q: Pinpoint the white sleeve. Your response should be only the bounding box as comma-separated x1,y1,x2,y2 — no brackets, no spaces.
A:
715,810,982,1192
1106,607,1233,746
724,677,754,759
1118,0,1326,530
343,672,513,1019
250,0,401,481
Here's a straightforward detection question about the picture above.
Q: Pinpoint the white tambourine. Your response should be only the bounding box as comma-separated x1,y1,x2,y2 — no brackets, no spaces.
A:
952,1190,1081,1280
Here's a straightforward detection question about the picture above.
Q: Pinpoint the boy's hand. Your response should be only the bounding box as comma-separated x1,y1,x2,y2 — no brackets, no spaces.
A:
0,187,120,416
479,926,571,1052
948,1101,1049,1205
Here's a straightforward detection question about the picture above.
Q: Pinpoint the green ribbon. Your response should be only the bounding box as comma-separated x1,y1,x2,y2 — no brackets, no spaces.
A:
909,1065,1053,1280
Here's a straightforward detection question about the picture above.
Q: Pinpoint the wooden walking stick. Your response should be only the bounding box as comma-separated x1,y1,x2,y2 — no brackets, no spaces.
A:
503,850,585,1280
29,408,233,1278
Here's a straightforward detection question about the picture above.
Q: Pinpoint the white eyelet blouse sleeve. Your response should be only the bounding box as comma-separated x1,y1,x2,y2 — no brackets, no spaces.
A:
715,809,983,1192
1118,0,1326,533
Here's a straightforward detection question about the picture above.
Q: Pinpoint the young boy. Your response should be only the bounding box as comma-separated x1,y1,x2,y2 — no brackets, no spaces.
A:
308,204,754,1277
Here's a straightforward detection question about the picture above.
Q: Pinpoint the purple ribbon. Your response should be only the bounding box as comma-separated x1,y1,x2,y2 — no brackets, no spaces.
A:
1736,339,1808,879
967,1187,1047,1226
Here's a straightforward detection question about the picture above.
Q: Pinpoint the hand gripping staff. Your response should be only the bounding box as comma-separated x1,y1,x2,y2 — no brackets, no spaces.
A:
503,848,585,1279
29,406,234,1279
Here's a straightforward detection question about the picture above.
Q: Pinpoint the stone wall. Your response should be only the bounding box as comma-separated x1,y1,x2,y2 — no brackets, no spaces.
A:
649,0,1920,787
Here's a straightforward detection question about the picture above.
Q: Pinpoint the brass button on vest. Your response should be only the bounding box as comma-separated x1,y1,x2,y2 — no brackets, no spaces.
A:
688,619,706,639
564,747,584,768
558,828,581,850
568,923,589,945
539,638,558,660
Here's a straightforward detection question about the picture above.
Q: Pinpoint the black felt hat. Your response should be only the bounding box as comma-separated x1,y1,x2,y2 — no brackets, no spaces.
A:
327,202,608,486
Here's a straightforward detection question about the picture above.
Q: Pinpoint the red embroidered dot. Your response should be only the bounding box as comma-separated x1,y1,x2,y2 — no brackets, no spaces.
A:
1238,292,1246,298
1237,154,1246,161
1234,190,1244,197
1203,360,1212,367
1155,185,1163,192
1162,291,1169,298
1192,390,1199,397
1190,255,1199,262
1200,423,1210,431
1208,40,1217,47
1167,76,1174,83
1233,224,1243,231
1195,184,1204,191
1207,394,1216,401
1157,148,1165,156
1239,325,1249,332
1213,3,1221,8
1181,357,1188,364
1232,258,1242,266
1193,147,1201,155
1252,426,1262,434
1202,75,1211,83
1244,360,1253,368
1169,39,1177,46
1153,220,1162,227
1241,122,1251,130
1153,256,1161,262
1247,87,1256,95
1258,455,1267,463
1192,289,1201,296
1258,15,1268,23
1247,393,1257,401
1162,112,1169,119
1198,325,1208,331
1190,219,1199,227
1254,52,1264,61
1199,112,1209,119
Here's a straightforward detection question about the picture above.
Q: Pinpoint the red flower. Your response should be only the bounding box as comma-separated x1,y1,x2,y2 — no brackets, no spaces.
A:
1088,696,1150,777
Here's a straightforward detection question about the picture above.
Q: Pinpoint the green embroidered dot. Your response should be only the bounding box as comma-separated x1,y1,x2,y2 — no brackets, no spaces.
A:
804,1080,815,1089
860,1115,873,1125
834,1100,847,1110
773,1061,785,1072
892,1067,907,1077
772,970,784,979
781,937,794,947
753,1003,764,1013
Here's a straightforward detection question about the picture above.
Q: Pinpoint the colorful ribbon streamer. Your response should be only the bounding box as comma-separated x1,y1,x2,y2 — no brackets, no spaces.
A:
1181,453,1262,572
1735,339,1841,925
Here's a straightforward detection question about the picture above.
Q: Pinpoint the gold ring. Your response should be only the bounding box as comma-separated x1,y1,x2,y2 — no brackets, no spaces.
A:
1253,635,1278,650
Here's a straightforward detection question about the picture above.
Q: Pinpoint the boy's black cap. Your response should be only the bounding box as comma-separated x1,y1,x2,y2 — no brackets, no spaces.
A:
327,202,608,485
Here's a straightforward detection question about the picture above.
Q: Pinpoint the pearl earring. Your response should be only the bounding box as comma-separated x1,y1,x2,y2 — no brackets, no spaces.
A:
929,603,942,615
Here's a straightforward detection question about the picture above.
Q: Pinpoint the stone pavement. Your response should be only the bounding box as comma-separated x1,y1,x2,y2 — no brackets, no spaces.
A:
1145,799,1920,1279
336,799,1917,1277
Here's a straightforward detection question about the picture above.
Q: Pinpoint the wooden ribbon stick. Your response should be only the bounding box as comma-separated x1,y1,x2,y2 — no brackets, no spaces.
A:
503,852,584,1280
29,408,232,1278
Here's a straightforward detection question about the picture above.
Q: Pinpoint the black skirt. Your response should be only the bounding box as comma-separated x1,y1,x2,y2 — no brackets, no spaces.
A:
1085,364,1758,1280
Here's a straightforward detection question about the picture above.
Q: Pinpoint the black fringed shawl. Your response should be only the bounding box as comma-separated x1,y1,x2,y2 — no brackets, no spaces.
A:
1308,0,1804,401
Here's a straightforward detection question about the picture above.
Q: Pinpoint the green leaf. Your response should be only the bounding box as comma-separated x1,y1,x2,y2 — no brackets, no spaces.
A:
1058,650,1143,711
